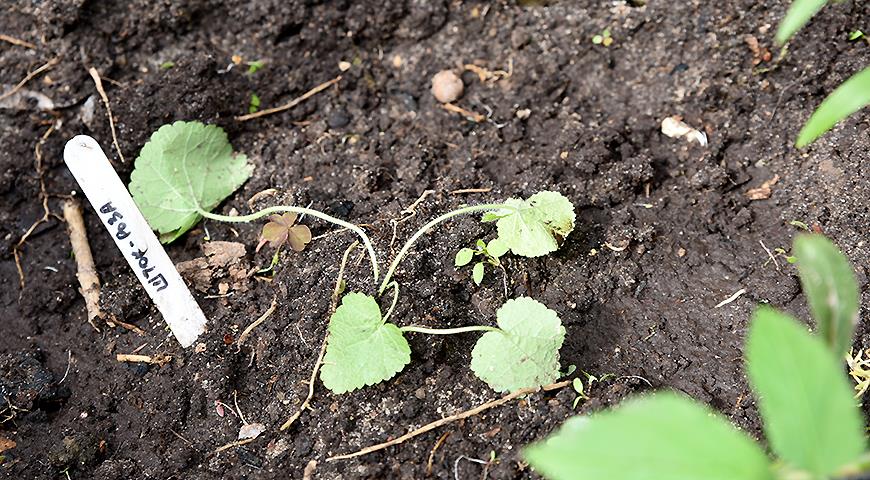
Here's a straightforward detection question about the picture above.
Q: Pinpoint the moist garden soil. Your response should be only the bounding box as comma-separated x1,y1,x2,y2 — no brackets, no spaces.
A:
2,1,869,479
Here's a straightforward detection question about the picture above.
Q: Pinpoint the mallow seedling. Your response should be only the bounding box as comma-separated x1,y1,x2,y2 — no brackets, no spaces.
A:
455,238,509,285
130,121,576,394
524,234,865,480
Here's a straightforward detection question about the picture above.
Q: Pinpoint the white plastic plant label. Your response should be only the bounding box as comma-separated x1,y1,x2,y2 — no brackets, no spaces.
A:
64,135,207,347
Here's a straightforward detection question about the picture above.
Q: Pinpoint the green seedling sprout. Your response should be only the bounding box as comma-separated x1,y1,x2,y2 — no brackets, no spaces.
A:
849,30,866,42
592,28,613,46
246,60,265,75
455,238,509,285
130,121,577,394
524,234,867,480
248,93,261,114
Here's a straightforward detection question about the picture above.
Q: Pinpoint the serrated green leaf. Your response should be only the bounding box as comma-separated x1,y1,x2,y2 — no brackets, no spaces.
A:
320,293,410,394
455,248,475,267
775,0,827,44
793,234,858,356
470,297,565,392
486,191,575,258
796,67,870,148
129,121,253,243
472,262,485,285
746,307,864,476
487,238,510,258
524,392,774,480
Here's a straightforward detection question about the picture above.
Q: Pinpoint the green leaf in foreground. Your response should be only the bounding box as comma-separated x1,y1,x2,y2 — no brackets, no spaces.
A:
482,191,575,257
524,392,773,480
796,67,870,148
470,297,565,392
130,121,253,243
775,0,827,45
320,293,411,394
746,307,864,477
793,234,858,356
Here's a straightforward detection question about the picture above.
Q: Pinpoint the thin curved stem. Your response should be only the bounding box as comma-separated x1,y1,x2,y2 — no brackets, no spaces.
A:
400,325,500,335
378,203,511,294
199,206,380,283
381,281,400,324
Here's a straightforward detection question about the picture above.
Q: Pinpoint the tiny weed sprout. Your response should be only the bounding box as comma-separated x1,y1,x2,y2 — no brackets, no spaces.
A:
591,28,613,46
455,238,509,285
129,122,576,394
256,212,311,253
795,67,870,148
248,93,261,114
524,234,868,479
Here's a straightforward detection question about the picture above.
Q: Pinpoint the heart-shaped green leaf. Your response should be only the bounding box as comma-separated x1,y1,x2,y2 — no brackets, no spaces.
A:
471,297,565,392
482,191,575,257
320,293,411,394
130,121,253,243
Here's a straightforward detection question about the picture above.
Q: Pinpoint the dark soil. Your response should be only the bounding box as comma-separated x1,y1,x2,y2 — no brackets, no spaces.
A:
2,1,869,478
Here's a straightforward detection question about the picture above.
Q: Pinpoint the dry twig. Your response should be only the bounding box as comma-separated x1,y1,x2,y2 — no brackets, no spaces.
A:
14,122,57,294
0,56,58,103
442,102,485,122
88,67,126,163
0,34,36,49
236,76,341,122
450,187,492,195
116,353,172,365
63,199,103,330
236,295,278,350
327,380,572,461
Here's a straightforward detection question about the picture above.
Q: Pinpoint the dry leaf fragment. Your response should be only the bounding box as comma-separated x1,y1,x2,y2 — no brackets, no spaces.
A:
238,422,266,440
0,437,16,453
661,116,708,146
257,213,312,252
745,174,780,200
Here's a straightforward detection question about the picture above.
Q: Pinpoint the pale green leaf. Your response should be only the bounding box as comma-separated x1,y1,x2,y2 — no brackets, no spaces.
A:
793,234,858,356
484,191,575,257
746,307,864,476
320,293,410,394
470,297,565,392
775,0,826,44
796,67,870,148
486,237,510,258
455,248,475,267
524,392,774,480
129,121,253,243
472,262,485,285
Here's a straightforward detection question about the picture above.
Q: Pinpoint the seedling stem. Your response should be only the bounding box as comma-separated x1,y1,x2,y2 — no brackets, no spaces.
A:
379,203,516,294
400,325,500,335
198,206,380,282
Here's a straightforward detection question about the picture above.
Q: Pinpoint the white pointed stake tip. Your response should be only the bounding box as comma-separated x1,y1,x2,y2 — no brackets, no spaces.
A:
63,135,207,348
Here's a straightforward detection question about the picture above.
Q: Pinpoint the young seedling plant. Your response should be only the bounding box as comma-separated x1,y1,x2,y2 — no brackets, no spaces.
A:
524,234,866,480
129,120,576,394
455,238,509,286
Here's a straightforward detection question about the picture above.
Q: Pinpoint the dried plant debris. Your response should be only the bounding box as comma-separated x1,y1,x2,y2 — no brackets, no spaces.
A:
176,241,250,293
661,116,708,146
